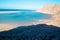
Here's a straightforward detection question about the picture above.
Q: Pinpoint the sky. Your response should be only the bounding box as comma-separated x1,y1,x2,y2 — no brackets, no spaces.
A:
0,0,60,10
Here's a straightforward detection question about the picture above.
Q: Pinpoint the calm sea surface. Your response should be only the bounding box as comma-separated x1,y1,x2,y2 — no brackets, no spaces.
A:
0,11,51,23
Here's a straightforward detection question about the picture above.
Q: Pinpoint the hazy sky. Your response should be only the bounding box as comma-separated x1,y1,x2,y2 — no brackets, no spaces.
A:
0,0,60,10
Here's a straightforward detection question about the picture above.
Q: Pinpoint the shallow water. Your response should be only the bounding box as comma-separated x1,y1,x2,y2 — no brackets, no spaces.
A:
0,11,52,23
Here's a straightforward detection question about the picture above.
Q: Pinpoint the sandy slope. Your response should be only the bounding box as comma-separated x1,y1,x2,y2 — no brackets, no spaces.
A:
36,4,60,14
0,24,19,31
36,4,60,27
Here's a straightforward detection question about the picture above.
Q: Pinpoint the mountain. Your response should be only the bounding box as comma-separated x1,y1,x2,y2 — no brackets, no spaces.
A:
36,4,60,27
36,4,60,14
0,24,60,40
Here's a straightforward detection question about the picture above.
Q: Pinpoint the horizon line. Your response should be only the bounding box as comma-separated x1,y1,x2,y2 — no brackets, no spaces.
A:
0,9,35,11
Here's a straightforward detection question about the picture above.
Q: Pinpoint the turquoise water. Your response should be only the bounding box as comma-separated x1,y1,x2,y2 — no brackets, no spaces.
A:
0,11,52,23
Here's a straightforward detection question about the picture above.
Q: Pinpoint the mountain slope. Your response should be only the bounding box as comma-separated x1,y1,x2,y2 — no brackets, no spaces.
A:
0,24,60,40
37,4,60,14
36,4,60,27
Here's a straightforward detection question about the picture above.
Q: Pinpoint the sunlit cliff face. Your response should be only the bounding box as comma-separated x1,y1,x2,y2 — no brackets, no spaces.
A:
36,4,60,27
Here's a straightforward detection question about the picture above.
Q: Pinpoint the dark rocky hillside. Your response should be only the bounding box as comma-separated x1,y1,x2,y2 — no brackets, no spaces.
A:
0,24,60,40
